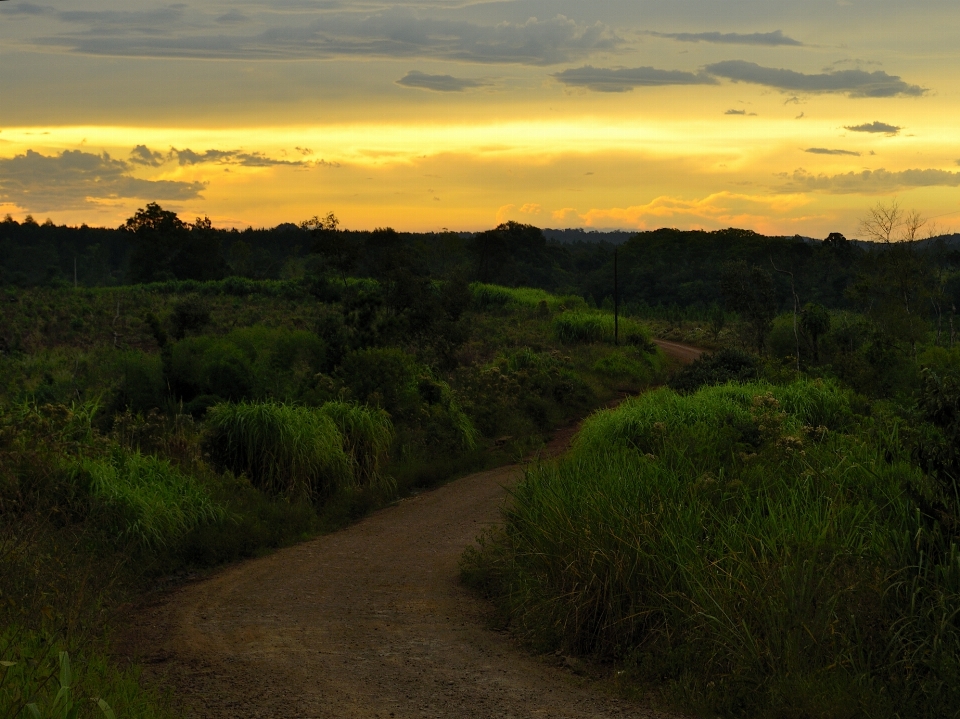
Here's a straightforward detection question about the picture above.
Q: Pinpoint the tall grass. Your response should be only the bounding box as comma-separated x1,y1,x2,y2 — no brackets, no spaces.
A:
470,283,586,313
71,447,225,550
552,311,650,345
318,401,394,491
204,401,352,500
465,379,960,717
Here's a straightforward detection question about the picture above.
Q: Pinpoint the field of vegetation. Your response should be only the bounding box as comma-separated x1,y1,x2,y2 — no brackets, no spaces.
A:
0,208,667,717
461,205,960,717
4,201,960,717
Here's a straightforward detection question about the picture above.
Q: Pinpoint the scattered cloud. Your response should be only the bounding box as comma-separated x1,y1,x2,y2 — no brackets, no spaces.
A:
844,121,901,135
36,9,619,66
780,167,960,193
519,203,542,214
0,149,205,212
129,145,165,167
804,147,860,157
704,61,926,98
396,71,487,92
805,148,861,156
725,109,757,116
168,147,330,167
552,207,579,223
553,65,717,92
649,30,802,46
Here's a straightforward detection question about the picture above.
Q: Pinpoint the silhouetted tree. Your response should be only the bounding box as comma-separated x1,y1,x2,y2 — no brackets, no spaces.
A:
303,212,356,287
720,261,777,353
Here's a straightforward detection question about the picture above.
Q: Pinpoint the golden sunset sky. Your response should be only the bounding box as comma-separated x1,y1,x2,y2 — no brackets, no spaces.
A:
2,0,959,237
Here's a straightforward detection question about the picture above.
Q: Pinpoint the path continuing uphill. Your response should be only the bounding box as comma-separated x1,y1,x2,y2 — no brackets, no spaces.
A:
121,342,703,719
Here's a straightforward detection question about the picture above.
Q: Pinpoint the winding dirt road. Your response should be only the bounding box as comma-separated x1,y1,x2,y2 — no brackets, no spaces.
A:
121,342,702,719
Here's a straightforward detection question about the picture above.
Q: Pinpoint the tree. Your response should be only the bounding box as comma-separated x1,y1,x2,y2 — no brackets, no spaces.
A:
720,261,777,353
121,202,186,235
122,204,226,283
303,212,356,286
849,200,933,346
799,303,831,362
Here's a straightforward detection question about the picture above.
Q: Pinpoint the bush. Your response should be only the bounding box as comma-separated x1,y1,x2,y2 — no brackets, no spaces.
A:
668,347,760,394
338,348,477,450
110,351,166,414
204,401,352,500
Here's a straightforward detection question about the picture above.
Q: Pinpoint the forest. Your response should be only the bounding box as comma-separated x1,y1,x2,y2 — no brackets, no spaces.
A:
2,202,960,718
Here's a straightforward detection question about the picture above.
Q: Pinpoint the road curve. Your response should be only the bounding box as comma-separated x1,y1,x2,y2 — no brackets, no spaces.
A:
119,342,703,718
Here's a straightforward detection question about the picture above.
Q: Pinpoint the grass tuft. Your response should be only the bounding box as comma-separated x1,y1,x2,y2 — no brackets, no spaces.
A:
204,401,352,500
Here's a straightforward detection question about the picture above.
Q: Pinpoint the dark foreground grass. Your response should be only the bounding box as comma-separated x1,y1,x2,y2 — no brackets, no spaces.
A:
463,380,960,718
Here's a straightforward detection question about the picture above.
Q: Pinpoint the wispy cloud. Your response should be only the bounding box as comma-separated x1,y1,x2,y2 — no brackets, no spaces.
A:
0,149,205,212
553,65,717,92
35,9,619,66
396,71,487,92
844,121,901,135
705,61,926,98
0,2,50,16
781,167,960,193
725,109,757,116
576,191,810,231
171,148,313,167
804,148,861,156
649,30,802,47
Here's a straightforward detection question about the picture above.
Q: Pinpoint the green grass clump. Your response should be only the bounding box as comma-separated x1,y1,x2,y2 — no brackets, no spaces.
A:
319,401,394,490
552,311,650,345
464,379,960,717
470,283,585,313
591,349,662,385
71,447,225,550
204,401,352,500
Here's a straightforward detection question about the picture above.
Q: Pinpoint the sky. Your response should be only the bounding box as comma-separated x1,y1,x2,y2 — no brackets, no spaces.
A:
2,0,960,237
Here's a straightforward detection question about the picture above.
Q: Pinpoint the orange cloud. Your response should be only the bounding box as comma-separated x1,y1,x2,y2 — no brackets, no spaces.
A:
577,192,811,233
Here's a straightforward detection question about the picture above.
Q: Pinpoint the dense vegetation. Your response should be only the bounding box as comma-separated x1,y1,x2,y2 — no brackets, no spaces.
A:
0,205,666,716
5,201,960,717
460,206,960,716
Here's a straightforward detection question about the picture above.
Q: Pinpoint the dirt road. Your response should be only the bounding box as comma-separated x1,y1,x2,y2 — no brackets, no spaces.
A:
651,339,703,365
121,343,703,719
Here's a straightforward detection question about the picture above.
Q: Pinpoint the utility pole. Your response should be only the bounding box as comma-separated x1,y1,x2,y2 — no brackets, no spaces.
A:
614,247,619,346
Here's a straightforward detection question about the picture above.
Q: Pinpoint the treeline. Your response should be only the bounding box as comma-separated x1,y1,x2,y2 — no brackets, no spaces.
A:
0,206,945,300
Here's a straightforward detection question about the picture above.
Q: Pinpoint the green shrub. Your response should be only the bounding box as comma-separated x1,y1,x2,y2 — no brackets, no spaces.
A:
204,401,352,500
110,351,166,414
70,447,224,549
338,348,477,450
668,347,760,394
